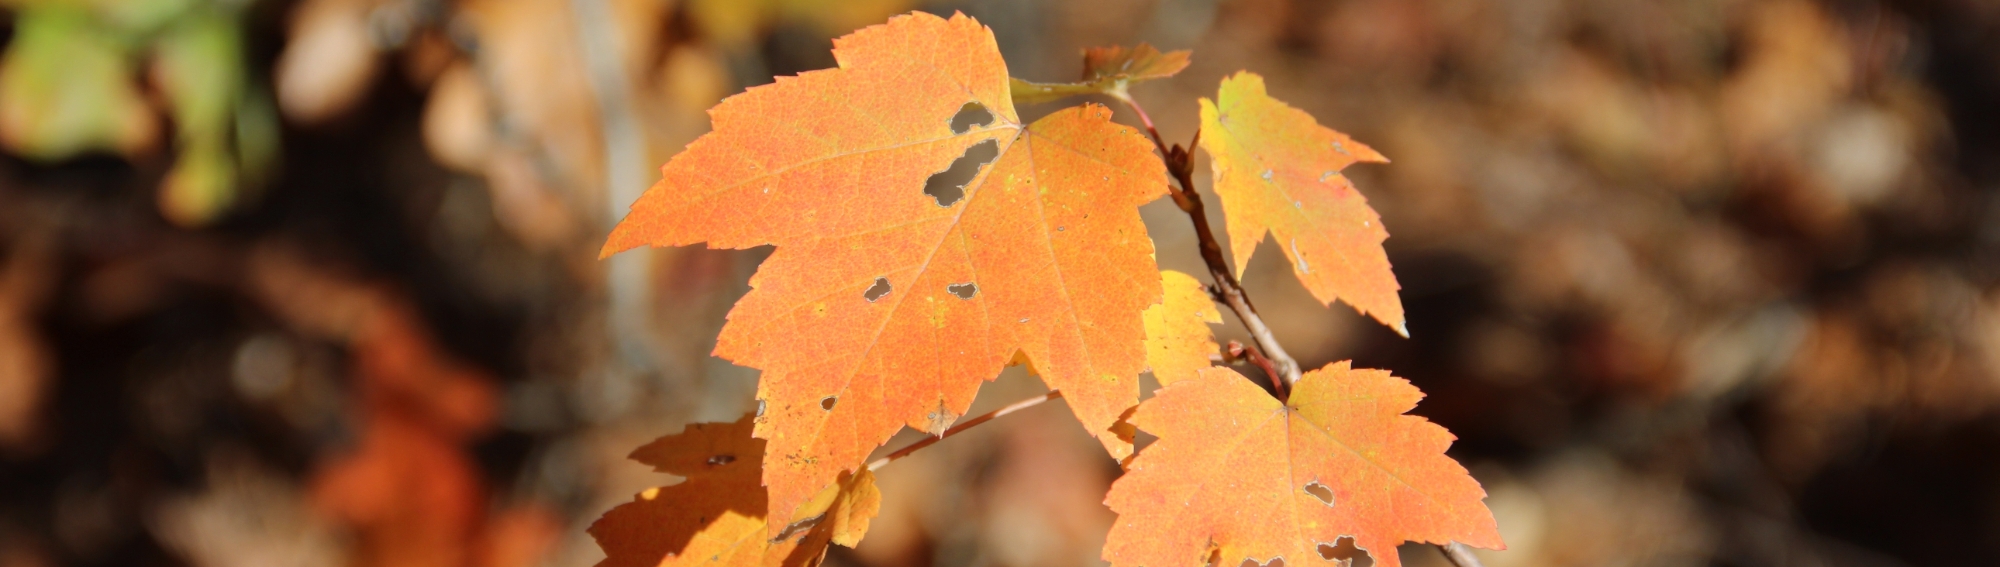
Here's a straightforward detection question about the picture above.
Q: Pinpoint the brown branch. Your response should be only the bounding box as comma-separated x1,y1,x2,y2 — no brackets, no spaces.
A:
1123,96,1301,386
866,390,1063,471
1118,95,1487,567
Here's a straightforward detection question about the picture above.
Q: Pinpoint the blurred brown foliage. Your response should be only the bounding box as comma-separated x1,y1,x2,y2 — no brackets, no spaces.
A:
2,0,2000,566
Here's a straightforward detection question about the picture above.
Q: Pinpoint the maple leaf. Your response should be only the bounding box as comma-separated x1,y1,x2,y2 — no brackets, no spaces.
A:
591,415,881,567
1012,43,1191,104
601,12,1168,532
1104,363,1502,567
1198,72,1406,335
1142,270,1221,385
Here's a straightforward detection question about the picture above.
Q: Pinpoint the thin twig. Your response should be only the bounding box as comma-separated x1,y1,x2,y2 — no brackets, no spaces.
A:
1120,96,1301,385
1117,95,1486,567
866,391,1064,471
1111,90,1168,153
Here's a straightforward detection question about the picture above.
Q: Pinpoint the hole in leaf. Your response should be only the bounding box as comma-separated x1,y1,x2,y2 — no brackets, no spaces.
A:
820,396,837,411
1317,537,1372,567
1238,558,1284,567
707,454,736,466
950,101,995,134
864,277,892,302
1304,481,1335,506
924,139,999,207
947,282,978,300
756,399,766,417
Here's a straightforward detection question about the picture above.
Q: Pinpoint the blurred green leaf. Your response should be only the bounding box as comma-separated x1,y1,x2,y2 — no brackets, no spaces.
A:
154,9,244,138
152,7,253,225
0,5,158,160
235,90,282,187
159,140,236,226
90,0,199,36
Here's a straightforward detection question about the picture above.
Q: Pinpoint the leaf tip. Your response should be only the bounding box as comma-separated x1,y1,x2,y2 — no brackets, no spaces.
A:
599,224,642,260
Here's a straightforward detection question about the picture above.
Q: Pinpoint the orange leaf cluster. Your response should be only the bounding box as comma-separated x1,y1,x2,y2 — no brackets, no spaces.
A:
598,10,1498,566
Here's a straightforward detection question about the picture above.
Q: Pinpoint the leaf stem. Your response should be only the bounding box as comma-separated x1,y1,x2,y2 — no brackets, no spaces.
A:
1112,90,1169,154
1117,94,1487,567
866,390,1064,471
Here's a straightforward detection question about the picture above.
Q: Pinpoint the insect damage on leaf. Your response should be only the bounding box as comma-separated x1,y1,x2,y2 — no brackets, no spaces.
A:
590,414,881,567
863,277,892,302
1318,537,1372,566
947,282,978,299
1198,72,1406,336
600,11,1169,532
1103,364,1502,567
949,101,996,133
1010,43,1191,104
922,139,1000,207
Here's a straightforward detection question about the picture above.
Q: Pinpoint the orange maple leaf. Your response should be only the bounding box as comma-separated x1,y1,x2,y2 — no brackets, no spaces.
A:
1142,270,1220,385
1199,72,1405,335
591,415,881,567
601,12,1168,529
1104,364,1502,567
1011,43,1191,104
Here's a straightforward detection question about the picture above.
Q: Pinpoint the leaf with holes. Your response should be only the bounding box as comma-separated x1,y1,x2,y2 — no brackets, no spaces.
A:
1104,363,1502,567
1199,72,1405,335
590,414,881,567
601,12,1168,529
1143,270,1220,385
1011,43,1191,104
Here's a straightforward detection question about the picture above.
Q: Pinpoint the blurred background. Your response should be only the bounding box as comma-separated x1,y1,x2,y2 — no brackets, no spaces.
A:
1,0,1998,566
